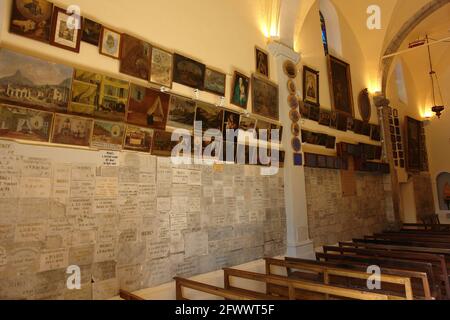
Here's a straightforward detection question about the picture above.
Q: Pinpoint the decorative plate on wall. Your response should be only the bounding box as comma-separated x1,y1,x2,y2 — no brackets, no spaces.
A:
291,137,302,152
287,79,297,94
288,94,299,109
358,88,372,122
283,60,297,78
289,109,300,123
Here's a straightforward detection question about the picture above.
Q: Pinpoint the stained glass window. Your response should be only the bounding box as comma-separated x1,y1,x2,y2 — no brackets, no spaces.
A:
320,11,329,55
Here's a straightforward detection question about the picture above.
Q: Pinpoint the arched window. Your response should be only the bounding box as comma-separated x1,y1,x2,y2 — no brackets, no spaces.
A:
320,11,329,55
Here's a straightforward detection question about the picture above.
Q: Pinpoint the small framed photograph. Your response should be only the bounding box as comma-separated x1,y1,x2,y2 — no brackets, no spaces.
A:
50,7,83,53
82,18,102,46
99,27,121,59
255,46,269,77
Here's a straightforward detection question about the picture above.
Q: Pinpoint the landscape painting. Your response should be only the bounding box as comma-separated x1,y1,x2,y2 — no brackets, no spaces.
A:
150,47,173,88
195,101,224,132
152,130,177,157
51,114,93,147
0,48,73,112
123,125,154,153
252,74,279,121
0,104,53,142
10,0,53,43
127,84,170,130
91,120,125,151
204,68,226,97
172,54,205,90
167,95,196,130
120,34,152,80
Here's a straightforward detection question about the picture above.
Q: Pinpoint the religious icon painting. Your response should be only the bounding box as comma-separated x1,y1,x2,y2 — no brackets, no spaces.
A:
303,66,320,106
203,67,226,97
255,46,269,78
172,53,206,90
252,74,279,121
230,71,250,109
100,27,121,59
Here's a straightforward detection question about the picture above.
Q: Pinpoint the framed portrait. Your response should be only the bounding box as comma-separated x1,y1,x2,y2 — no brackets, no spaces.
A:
327,55,354,117
51,114,93,147
405,116,424,172
152,130,177,157
0,48,73,113
120,34,152,80
308,105,320,122
255,46,269,77
50,7,83,53
172,53,205,90
238,116,257,142
127,84,170,130
195,101,224,132
150,47,173,88
303,66,319,106
99,27,121,59
252,74,279,121
223,111,240,134
230,71,250,109
91,120,125,151
10,0,53,43
204,67,226,97
318,109,331,126
0,104,53,142
82,18,102,46
123,125,154,153
167,95,196,130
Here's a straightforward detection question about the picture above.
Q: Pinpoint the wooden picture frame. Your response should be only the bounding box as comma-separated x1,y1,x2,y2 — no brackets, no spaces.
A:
255,46,269,78
49,7,83,53
303,66,320,106
252,74,279,121
82,18,102,46
172,53,206,90
203,67,226,97
405,116,424,172
99,26,121,59
119,34,152,80
327,55,354,117
150,46,173,89
230,71,250,109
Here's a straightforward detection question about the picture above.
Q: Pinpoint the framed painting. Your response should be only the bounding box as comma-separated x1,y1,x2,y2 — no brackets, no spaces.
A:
152,130,177,157
303,66,319,106
299,101,310,119
318,109,331,126
230,71,250,109
288,94,299,109
308,105,320,122
204,67,226,97
336,112,348,132
329,111,337,129
195,101,224,132
172,53,205,90
255,119,271,140
326,135,336,149
51,114,93,147
353,119,363,134
0,48,73,113
123,125,153,153
120,34,152,80
370,124,381,141
252,74,279,121
150,47,173,88
255,46,269,78
82,18,102,46
361,121,371,137
167,95,196,130
223,111,240,134
289,109,300,123
99,27,121,59
50,7,83,53
69,69,101,116
327,55,354,117
238,116,257,142
405,116,423,172
127,84,170,130
0,104,53,142
91,120,125,151
10,0,53,43
436,172,450,211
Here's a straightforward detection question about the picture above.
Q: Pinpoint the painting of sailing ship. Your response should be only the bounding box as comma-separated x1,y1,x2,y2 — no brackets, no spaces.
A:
0,48,73,112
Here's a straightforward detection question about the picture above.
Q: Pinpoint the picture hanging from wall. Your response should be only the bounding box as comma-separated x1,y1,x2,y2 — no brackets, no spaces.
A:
405,116,423,172
172,54,205,90
82,18,102,46
123,125,153,152
203,68,226,97
91,120,125,151
252,74,279,121
167,95,196,130
99,27,121,59
238,116,257,141
318,109,331,126
255,119,271,140
10,0,54,43
361,121,371,137
329,111,337,129
370,124,381,141
0,48,73,113
289,109,300,123
358,88,372,122
299,101,310,119
51,114,93,147
69,69,101,116
327,55,354,117
308,105,320,122
230,71,250,109
127,84,170,130
0,104,54,142
347,117,354,131
336,112,348,132
152,130,177,157
223,111,240,133
195,101,224,132
353,119,363,134
436,172,450,211
150,47,173,88
50,7,83,53
120,34,152,80
303,66,320,106
255,46,269,77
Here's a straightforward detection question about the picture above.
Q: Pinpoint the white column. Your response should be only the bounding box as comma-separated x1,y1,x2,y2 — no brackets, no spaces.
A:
268,41,315,259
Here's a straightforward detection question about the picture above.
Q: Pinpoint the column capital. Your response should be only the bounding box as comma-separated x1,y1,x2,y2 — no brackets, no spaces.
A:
267,40,301,63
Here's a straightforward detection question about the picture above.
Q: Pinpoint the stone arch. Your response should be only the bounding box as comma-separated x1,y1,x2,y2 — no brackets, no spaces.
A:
380,0,450,94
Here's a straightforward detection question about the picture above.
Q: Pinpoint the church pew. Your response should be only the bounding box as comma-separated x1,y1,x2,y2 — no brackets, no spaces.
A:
322,246,450,299
315,252,439,299
340,241,450,255
367,233,450,244
402,223,450,232
174,277,285,300
351,238,450,250
223,268,394,300
119,289,145,300
381,231,450,239
263,257,415,300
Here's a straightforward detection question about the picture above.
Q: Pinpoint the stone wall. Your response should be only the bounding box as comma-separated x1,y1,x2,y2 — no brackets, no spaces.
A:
305,168,389,248
412,173,436,218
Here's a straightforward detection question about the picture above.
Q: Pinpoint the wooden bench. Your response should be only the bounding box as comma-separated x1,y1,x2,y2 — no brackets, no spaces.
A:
223,268,393,300
351,238,450,250
119,289,145,300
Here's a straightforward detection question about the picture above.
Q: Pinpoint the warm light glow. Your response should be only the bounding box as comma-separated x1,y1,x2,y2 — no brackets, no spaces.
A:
368,79,381,94
261,0,281,39
423,109,433,119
